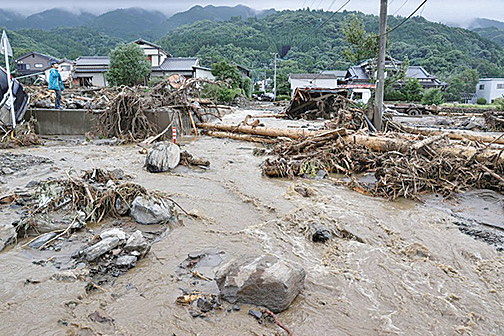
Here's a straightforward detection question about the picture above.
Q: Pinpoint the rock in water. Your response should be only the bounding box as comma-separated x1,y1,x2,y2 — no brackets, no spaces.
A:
124,230,148,252
83,237,120,261
216,255,305,313
28,232,58,249
130,196,172,225
116,255,137,268
145,142,180,173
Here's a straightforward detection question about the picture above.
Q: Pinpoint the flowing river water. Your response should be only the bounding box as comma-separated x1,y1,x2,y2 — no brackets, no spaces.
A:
0,107,503,335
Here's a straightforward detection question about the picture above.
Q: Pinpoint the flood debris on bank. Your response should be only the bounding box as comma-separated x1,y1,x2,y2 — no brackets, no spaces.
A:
2,168,183,282
199,101,504,201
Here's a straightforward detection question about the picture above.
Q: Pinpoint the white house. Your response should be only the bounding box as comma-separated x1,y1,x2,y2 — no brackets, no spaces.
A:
289,73,341,96
44,58,74,84
72,56,110,87
133,38,171,67
476,78,504,103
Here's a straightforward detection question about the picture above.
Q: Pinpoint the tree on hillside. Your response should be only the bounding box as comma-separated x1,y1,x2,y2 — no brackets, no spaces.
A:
341,15,379,64
106,43,151,86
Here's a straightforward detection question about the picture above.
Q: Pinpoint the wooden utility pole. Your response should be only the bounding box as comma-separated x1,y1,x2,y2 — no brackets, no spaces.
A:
271,53,278,101
374,0,388,131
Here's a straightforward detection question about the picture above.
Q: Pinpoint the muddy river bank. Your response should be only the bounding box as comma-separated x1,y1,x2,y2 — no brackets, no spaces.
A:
1,107,503,335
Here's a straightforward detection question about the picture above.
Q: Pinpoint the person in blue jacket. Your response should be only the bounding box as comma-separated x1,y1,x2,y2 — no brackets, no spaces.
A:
48,61,64,109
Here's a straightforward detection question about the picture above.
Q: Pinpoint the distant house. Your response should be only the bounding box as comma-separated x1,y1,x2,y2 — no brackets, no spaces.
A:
44,58,74,83
72,56,110,87
476,78,504,103
151,57,213,79
344,59,446,90
236,64,250,79
133,38,172,67
289,73,340,95
14,52,60,79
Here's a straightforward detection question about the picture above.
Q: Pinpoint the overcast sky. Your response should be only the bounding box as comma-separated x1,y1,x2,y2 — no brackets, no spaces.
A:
3,0,504,27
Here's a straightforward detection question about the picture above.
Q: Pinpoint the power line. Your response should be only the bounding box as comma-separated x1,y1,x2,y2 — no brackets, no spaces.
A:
310,0,318,9
393,0,410,16
385,0,428,36
301,0,308,8
317,0,325,10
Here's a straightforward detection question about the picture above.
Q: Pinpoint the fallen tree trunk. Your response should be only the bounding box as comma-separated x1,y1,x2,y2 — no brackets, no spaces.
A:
402,125,504,145
346,134,504,165
205,131,277,144
197,123,347,140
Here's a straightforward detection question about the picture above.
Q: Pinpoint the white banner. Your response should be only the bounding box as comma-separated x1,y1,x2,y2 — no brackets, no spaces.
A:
1,30,13,57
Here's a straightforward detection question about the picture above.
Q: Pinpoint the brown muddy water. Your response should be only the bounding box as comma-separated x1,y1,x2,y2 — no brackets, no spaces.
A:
1,107,503,335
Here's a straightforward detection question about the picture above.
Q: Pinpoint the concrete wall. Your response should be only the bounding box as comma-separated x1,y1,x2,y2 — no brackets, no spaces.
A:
25,108,192,136
476,78,504,103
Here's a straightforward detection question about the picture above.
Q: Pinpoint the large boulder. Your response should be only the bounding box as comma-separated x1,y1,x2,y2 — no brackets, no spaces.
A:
145,142,180,173
215,255,305,313
130,196,172,225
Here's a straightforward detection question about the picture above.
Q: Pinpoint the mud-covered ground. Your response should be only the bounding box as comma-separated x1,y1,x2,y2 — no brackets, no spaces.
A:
0,106,503,335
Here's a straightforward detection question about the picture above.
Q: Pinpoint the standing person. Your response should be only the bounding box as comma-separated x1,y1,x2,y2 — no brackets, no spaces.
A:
48,61,64,109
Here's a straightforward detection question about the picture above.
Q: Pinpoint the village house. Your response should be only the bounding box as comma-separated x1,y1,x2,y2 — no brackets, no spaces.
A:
289,71,346,95
476,78,504,103
150,57,213,79
72,56,110,87
14,52,60,80
344,59,446,90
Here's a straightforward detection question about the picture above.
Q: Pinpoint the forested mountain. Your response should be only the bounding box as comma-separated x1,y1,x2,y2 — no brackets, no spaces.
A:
0,9,95,30
469,18,504,31
158,10,504,79
148,5,276,39
88,8,167,40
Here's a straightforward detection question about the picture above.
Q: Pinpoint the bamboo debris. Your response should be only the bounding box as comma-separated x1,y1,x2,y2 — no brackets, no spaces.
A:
402,125,504,145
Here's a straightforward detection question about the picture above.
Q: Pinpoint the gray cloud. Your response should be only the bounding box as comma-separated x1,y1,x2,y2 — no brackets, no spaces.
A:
2,0,504,26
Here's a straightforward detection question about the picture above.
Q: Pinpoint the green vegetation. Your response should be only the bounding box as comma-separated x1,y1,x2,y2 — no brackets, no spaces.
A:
477,97,487,105
422,88,445,105
106,43,151,86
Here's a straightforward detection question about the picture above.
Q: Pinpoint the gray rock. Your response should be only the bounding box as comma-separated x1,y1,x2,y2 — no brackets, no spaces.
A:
145,142,180,173
83,237,120,261
124,230,148,252
116,255,137,268
0,222,17,252
28,232,58,249
115,198,129,216
130,196,172,225
216,255,305,313
100,228,126,241
110,168,125,180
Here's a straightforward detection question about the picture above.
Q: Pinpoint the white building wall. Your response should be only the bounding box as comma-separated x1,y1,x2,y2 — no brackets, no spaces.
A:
476,78,504,103
194,68,215,80
289,78,337,95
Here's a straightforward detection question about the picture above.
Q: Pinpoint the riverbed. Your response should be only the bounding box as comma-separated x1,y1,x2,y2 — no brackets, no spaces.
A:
0,107,503,335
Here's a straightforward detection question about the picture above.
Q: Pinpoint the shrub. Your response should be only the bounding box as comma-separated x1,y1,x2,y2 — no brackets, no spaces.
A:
476,97,487,105
106,43,151,86
276,94,290,101
201,83,241,104
422,88,445,105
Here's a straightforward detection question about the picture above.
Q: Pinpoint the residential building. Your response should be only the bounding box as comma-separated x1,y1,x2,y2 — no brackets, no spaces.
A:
133,38,171,67
14,52,60,79
476,78,504,103
72,56,110,87
151,57,212,79
344,59,446,90
289,73,339,95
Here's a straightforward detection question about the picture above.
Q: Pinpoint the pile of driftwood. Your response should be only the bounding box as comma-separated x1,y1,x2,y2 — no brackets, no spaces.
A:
286,88,355,121
96,77,225,141
26,86,112,110
484,111,504,131
198,117,504,200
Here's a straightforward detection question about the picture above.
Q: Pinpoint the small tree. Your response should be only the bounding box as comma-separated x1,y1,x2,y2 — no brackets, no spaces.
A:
476,97,487,105
106,43,151,87
401,78,424,102
211,60,242,88
422,88,445,105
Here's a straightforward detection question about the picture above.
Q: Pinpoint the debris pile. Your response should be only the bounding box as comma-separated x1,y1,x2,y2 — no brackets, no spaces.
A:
0,119,42,149
484,111,504,131
286,87,354,120
26,86,113,110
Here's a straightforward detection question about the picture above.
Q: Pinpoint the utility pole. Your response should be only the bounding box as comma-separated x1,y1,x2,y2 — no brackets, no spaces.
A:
374,0,388,131
271,53,278,101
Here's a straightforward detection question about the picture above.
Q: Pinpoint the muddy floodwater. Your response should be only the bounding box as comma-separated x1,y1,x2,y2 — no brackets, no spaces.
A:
1,107,503,335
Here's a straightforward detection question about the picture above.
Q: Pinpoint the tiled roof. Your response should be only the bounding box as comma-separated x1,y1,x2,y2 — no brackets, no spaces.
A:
153,57,199,72
75,56,110,67
290,73,337,80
